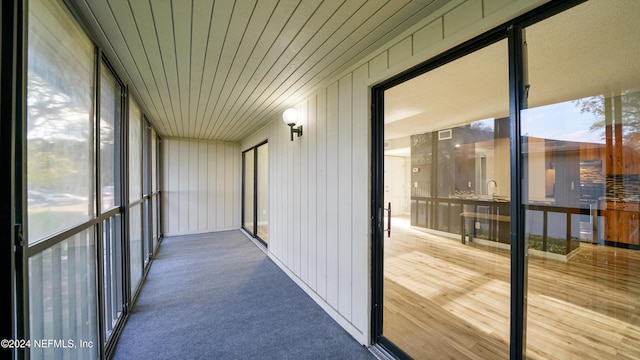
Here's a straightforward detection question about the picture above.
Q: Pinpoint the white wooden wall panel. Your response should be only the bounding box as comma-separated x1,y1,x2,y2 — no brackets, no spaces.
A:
162,138,240,236
369,52,388,76
389,37,413,67
444,0,483,38
216,143,226,229
300,101,309,284
325,81,339,310
307,95,318,290
287,124,294,269
166,140,179,233
315,89,328,299
293,118,302,275
178,141,190,233
198,142,209,231
238,0,546,346
338,74,352,319
207,143,217,230
413,18,444,55
351,63,370,335
188,142,199,231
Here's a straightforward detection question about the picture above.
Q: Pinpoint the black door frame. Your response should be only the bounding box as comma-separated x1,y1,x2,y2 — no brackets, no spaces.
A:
370,1,586,359
242,140,268,245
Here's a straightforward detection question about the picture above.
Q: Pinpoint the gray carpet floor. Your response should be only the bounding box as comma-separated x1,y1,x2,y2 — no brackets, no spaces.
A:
112,230,375,360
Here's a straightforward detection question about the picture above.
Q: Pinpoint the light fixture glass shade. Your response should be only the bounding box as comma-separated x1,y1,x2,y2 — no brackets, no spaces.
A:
282,108,299,126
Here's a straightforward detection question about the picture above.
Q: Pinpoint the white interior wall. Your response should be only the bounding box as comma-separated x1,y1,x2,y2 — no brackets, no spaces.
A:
162,138,241,236
384,156,409,215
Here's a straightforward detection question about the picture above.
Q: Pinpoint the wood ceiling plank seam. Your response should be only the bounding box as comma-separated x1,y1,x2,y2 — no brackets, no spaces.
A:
171,0,193,137
219,3,424,142
243,0,425,133
215,0,356,140
236,0,439,140
102,0,169,135
193,1,234,139
206,0,280,140
197,0,243,139
188,0,215,139
249,0,384,107
290,0,446,101
221,1,376,141
84,0,164,133
128,0,175,136
201,0,261,140
125,0,174,135
209,0,324,139
150,0,182,137
214,0,342,140
206,0,307,139
203,0,314,139
117,0,169,130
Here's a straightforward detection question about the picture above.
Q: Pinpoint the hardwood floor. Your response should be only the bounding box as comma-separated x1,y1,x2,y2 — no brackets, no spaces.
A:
383,216,640,359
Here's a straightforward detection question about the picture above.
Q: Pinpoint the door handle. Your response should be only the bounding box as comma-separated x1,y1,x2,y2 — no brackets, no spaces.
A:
383,202,391,238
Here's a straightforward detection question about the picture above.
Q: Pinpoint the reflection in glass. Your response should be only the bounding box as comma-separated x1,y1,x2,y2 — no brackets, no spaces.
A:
100,64,120,211
27,0,95,243
257,143,269,242
152,129,157,193
382,39,510,358
523,0,640,358
29,229,98,359
130,204,142,296
129,99,142,202
102,213,123,342
243,149,255,234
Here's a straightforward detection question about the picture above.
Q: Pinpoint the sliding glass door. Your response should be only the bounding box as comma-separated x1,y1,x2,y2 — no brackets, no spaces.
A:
379,39,511,359
522,1,640,358
242,142,269,244
373,1,640,358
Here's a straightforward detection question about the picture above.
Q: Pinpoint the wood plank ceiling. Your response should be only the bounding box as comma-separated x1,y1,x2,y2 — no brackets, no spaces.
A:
73,0,449,141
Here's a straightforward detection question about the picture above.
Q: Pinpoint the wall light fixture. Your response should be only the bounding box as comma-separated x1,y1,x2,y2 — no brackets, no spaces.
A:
282,108,302,141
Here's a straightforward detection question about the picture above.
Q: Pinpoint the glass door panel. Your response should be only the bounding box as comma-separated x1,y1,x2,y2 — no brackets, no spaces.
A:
523,1,640,358
256,143,269,243
243,149,255,234
382,39,510,358
242,143,269,244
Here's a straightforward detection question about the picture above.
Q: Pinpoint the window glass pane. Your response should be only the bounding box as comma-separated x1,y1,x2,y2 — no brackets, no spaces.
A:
257,143,269,242
29,228,98,359
243,149,255,234
523,1,640,358
129,204,142,296
27,0,94,243
152,129,157,193
143,199,151,264
152,194,158,249
129,98,141,202
102,213,123,342
383,39,510,358
100,64,120,211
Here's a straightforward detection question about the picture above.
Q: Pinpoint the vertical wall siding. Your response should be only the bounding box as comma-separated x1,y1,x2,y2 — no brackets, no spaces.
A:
162,138,240,236
267,72,370,342
246,0,548,346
